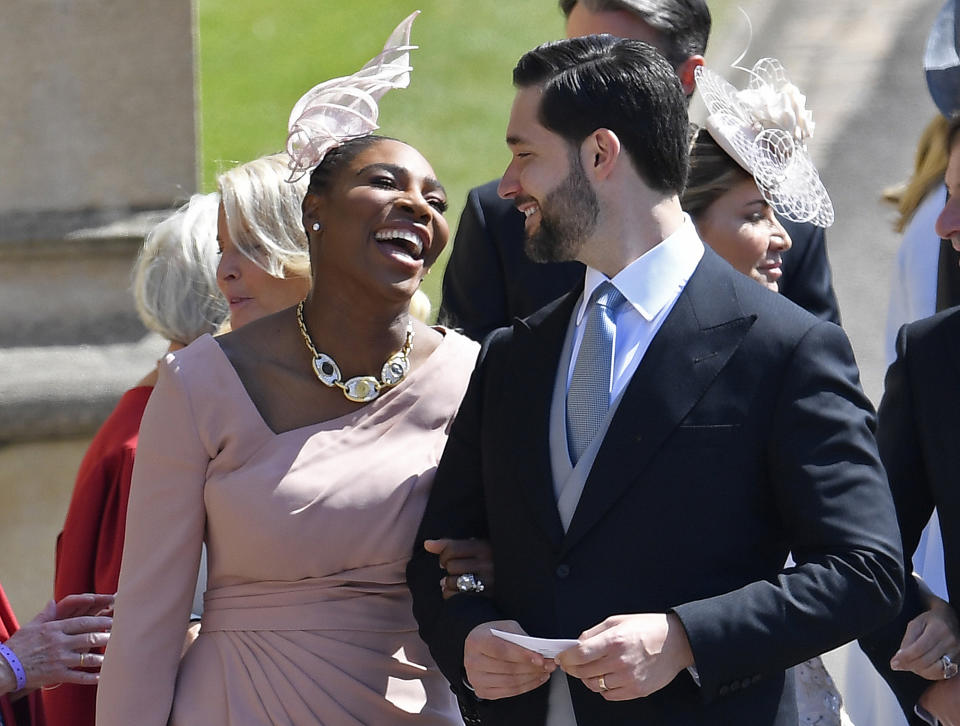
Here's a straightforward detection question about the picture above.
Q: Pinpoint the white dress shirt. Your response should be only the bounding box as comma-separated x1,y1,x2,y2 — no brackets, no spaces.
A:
566,215,704,400
547,217,704,726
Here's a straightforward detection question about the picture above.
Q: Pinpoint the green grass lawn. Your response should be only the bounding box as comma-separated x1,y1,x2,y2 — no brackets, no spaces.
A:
197,2,563,309
197,1,733,312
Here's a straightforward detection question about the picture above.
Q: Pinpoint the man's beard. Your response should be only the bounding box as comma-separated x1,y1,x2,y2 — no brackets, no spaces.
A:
524,152,599,263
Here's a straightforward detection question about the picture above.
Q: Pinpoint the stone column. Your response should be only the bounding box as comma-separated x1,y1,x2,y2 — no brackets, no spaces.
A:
0,0,198,616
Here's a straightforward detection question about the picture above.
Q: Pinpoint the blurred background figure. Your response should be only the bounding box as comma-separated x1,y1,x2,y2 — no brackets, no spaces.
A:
884,126,953,368
860,115,960,726
214,154,312,331
885,0,960,371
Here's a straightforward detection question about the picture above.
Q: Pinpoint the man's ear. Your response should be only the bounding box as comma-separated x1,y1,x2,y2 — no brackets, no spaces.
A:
675,55,704,97
582,128,621,181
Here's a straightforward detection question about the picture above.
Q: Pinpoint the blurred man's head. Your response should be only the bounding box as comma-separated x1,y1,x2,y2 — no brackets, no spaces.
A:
560,0,711,95
935,115,960,250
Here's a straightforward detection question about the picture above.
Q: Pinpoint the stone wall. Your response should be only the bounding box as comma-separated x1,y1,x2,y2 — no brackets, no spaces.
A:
0,0,197,615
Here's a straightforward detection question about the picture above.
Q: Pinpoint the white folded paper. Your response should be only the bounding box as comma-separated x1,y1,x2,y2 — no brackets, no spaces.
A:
490,629,580,658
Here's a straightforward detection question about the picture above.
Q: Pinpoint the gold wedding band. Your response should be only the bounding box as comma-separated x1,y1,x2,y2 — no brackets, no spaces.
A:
598,674,608,692
79,652,85,668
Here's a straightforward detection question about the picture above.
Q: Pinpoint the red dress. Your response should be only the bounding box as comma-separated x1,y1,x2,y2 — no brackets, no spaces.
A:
42,387,152,726
0,584,44,726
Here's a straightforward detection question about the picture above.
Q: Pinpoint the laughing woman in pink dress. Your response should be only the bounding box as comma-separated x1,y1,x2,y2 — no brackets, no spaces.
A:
96,14,477,725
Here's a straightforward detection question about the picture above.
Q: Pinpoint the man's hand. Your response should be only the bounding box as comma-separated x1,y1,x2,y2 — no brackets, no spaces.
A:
424,538,494,599
892,598,960,680
464,620,555,699
556,613,694,701
920,678,960,725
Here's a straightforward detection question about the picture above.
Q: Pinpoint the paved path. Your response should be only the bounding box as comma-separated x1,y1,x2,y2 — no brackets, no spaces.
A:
702,0,943,404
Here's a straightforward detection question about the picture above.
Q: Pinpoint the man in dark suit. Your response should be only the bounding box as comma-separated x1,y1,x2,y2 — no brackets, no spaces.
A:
438,0,841,341
861,115,960,726
409,35,902,725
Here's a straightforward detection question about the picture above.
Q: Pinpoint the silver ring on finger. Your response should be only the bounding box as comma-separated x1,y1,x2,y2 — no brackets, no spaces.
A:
455,573,485,593
598,674,608,692
942,654,959,679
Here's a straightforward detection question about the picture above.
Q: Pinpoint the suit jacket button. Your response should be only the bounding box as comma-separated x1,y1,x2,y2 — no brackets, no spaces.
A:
555,564,570,579
718,685,729,696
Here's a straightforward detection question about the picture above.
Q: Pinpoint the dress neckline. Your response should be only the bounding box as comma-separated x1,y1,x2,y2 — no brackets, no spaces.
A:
195,328,456,437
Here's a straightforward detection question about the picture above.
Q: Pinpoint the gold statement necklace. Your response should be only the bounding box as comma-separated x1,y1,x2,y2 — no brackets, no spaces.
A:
296,301,414,403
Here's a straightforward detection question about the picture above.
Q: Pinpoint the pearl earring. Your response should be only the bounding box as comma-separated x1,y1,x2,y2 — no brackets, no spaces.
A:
311,222,321,232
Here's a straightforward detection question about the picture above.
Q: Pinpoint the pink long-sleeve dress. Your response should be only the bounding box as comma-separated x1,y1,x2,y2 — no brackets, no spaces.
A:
96,330,478,726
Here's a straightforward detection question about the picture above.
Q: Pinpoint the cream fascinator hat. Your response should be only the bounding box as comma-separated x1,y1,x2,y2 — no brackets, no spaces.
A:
695,58,834,227
285,11,420,181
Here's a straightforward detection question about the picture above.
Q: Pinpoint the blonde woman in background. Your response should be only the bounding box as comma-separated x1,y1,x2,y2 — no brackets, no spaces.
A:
884,114,951,368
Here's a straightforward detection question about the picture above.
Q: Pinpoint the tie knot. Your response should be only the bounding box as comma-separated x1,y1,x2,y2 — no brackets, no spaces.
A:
590,281,626,313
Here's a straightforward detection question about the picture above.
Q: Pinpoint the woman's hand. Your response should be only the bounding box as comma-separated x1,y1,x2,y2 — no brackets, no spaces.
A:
424,538,495,599
891,596,960,680
1,593,113,692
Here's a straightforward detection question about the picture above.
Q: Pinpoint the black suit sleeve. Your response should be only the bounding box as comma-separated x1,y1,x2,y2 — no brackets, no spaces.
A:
859,323,938,721
408,330,509,702
438,187,510,341
779,221,841,325
673,320,904,700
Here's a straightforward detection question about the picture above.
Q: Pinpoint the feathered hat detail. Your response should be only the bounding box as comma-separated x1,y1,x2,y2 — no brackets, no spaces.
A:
696,58,834,227
285,11,419,181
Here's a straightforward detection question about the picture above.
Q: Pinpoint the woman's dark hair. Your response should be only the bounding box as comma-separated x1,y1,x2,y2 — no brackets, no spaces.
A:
305,135,398,197
681,126,751,220
513,35,688,194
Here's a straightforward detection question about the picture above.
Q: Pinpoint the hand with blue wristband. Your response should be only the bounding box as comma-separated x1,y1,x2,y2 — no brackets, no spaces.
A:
0,593,113,696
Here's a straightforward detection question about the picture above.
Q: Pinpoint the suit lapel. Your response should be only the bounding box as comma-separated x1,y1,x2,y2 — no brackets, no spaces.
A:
561,250,756,554
507,287,583,548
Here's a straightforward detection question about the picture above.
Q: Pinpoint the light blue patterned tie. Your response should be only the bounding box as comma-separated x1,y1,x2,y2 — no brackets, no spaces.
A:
566,281,626,465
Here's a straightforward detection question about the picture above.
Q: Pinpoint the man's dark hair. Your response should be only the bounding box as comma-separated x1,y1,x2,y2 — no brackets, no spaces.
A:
513,35,689,194
558,0,710,67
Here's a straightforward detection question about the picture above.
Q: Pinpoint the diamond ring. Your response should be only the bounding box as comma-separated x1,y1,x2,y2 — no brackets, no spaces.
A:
942,654,959,679
455,573,485,593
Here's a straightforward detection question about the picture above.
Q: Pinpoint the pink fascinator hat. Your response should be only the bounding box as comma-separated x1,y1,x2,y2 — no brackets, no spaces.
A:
695,58,834,227
285,11,419,181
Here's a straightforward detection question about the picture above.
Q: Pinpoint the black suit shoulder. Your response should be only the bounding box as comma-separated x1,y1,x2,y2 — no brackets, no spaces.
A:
898,304,960,353
779,220,841,325
859,305,960,722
